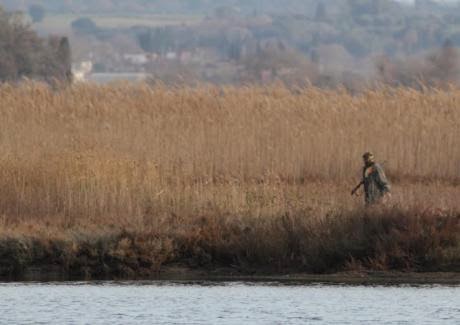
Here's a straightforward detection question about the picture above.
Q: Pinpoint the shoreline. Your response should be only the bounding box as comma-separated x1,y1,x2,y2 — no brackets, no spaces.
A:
2,265,460,285
155,266,460,286
1,210,459,284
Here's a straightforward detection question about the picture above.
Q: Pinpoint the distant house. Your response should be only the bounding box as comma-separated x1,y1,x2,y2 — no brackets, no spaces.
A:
88,73,149,84
123,54,149,65
166,52,178,60
72,61,93,82
72,61,149,83
260,69,273,83
180,51,192,63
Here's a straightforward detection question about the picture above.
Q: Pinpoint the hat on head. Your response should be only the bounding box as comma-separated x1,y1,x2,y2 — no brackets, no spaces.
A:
362,152,374,161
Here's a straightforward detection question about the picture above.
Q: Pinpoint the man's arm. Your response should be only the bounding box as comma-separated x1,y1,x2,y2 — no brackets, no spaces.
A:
351,181,364,196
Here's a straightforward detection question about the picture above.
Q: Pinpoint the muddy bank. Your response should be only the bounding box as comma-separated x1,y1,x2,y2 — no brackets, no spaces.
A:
2,264,460,285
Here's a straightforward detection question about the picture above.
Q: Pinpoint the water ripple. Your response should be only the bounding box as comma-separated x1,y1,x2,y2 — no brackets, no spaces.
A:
0,282,459,324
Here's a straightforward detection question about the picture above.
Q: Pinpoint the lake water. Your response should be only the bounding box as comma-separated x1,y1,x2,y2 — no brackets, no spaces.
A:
1,281,459,324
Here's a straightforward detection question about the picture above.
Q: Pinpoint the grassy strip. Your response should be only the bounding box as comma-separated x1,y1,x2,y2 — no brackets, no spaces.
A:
1,208,458,280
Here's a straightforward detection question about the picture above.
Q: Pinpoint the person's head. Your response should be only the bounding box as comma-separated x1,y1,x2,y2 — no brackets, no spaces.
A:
362,152,375,166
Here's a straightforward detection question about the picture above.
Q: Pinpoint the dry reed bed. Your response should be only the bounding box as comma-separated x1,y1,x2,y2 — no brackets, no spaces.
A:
0,82,459,277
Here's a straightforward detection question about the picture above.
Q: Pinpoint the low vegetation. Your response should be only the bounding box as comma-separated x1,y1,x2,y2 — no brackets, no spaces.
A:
0,82,458,279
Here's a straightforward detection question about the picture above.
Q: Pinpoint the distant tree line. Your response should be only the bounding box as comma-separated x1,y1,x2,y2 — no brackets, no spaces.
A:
377,40,460,88
113,0,460,88
2,0,319,14
28,4,45,23
31,0,460,89
0,7,71,83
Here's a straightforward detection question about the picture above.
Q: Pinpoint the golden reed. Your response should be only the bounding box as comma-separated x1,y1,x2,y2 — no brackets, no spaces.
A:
0,82,458,278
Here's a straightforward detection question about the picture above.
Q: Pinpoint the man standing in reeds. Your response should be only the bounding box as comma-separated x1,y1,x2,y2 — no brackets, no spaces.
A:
351,152,391,205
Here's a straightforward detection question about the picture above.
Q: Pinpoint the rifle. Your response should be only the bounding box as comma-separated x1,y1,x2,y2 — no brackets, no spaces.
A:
351,181,364,196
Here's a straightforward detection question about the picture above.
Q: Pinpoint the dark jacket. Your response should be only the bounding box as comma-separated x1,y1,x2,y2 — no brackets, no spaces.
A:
362,163,390,204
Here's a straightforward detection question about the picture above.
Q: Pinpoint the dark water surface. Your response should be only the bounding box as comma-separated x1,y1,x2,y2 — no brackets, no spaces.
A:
1,281,459,324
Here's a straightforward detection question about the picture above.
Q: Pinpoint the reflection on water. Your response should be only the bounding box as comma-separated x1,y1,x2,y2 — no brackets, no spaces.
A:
1,281,459,324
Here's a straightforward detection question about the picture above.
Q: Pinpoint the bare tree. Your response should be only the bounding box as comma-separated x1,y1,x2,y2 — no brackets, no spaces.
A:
0,7,72,83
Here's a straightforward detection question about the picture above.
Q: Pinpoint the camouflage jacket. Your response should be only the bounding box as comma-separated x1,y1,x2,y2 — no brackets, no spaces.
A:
362,163,390,204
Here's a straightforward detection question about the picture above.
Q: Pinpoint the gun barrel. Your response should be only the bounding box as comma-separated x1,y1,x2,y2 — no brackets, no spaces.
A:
351,181,364,196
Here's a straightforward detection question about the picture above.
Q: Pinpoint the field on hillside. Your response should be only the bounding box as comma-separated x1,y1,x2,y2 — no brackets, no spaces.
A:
0,82,459,279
